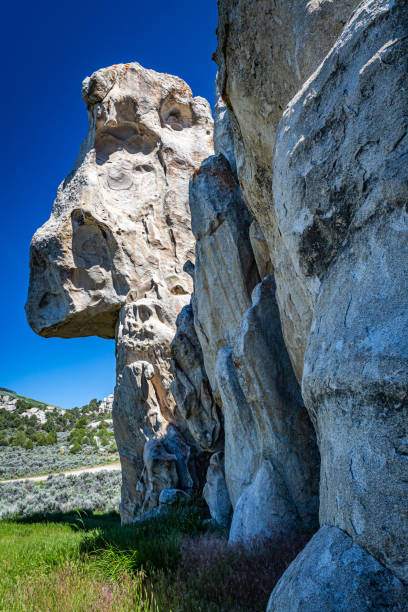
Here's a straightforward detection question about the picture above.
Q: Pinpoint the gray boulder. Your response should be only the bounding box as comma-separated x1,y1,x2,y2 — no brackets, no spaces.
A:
268,526,406,612
273,0,408,586
216,277,319,544
203,452,232,528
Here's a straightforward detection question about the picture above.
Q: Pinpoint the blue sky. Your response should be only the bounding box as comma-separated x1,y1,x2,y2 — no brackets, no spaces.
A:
0,1,218,409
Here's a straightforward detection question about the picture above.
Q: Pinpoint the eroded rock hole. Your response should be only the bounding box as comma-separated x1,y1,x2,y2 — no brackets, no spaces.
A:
160,98,193,131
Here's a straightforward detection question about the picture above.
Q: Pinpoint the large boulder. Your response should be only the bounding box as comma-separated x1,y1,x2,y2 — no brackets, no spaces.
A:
26,62,213,523
188,101,319,543
216,277,319,543
215,0,361,379
268,527,406,612
203,451,232,528
272,0,408,589
170,299,221,452
190,152,258,397
216,0,408,605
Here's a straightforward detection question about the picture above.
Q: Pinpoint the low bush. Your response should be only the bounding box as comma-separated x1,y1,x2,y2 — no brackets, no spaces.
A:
0,470,121,519
1,393,117,478
0,435,118,479
70,440,82,454
46,430,58,445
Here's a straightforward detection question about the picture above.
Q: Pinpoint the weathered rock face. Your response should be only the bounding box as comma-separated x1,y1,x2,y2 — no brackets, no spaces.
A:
203,451,232,528
216,0,408,605
217,276,319,543
26,62,213,523
185,98,319,542
268,526,406,612
25,4,407,605
216,0,361,380
170,299,221,452
272,0,408,587
190,152,258,397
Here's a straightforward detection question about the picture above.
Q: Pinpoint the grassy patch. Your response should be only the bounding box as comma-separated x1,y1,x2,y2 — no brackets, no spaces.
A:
0,505,306,611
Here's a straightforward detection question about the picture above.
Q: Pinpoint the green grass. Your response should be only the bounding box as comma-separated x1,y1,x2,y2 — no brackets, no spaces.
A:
0,511,166,611
0,505,301,611
0,506,207,612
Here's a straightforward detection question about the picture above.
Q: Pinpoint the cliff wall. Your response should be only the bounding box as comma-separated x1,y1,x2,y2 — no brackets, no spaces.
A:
213,0,407,608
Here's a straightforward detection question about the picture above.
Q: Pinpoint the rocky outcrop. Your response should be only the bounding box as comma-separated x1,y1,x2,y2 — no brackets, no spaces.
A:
0,392,64,423
190,152,258,396
170,299,221,452
202,451,232,528
26,62,213,523
272,0,408,591
25,3,407,606
216,0,408,606
216,276,319,543
268,526,406,612
184,97,319,542
216,0,361,380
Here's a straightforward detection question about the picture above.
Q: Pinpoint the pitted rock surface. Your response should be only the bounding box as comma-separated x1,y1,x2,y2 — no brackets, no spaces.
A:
26,62,213,523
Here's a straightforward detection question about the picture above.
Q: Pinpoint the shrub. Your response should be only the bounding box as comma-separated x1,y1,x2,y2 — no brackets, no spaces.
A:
24,439,34,451
70,441,82,454
10,431,27,448
45,430,57,445
36,432,49,446
0,470,121,518
108,441,117,453
0,434,8,447
76,416,88,429
15,399,31,410
43,419,55,433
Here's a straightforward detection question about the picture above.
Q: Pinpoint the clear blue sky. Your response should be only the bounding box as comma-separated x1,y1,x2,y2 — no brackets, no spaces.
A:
0,1,218,409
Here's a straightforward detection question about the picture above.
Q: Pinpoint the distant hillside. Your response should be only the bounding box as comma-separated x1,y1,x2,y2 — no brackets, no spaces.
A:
0,391,117,479
0,389,62,411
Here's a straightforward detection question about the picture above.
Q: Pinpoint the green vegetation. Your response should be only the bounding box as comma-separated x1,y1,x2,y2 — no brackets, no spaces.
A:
0,503,302,611
0,471,121,519
0,387,54,409
0,392,118,479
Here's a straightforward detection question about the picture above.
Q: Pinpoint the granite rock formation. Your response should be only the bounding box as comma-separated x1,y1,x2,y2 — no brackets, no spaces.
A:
25,2,407,606
26,62,213,523
183,97,320,544
268,527,405,611
216,0,408,607
170,299,221,453
215,0,362,380
216,276,319,544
